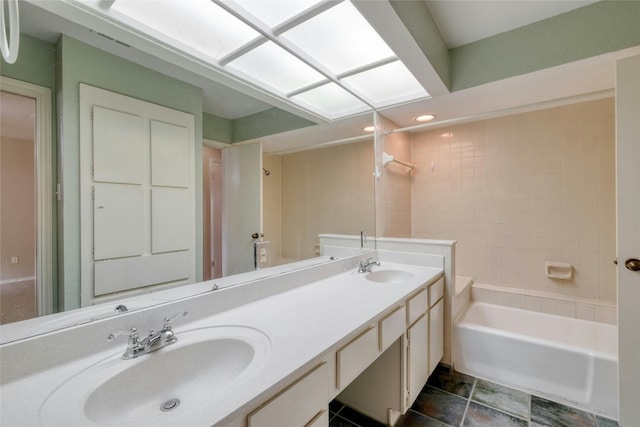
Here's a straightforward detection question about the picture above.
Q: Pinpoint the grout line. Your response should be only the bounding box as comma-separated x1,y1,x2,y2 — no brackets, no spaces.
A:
424,383,473,402
460,378,477,426
408,409,457,427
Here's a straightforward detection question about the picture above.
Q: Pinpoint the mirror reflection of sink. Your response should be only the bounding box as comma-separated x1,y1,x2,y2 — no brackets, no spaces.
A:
365,269,415,284
39,326,270,426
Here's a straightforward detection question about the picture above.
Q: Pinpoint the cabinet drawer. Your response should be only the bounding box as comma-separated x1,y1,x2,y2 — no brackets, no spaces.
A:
407,288,428,326
379,306,406,351
248,363,328,427
429,277,444,307
337,326,379,389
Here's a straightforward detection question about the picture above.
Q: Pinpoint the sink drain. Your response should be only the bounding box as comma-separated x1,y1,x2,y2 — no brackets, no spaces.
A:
160,398,180,412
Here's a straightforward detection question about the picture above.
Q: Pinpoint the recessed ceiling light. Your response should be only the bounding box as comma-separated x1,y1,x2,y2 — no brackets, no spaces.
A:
415,114,436,122
363,125,375,132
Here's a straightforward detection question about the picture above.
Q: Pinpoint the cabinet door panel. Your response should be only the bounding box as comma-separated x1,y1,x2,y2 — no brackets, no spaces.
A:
150,120,189,187
93,106,143,184
408,314,429,404
151,187,190,253
429,299,444,374
93,183,144,260
305,409,328,427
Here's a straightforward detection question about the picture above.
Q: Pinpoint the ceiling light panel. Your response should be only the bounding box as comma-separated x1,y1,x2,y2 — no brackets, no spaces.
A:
226,41,327,94
291,82,369,119
342,61,429,107
281,1,396,75
233,0,324,28
110,0,259,60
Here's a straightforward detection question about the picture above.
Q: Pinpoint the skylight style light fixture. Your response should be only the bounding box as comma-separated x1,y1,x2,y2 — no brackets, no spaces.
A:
84,0,431,121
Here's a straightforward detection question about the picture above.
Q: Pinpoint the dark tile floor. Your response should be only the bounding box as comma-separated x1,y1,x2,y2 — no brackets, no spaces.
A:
330,365,619,427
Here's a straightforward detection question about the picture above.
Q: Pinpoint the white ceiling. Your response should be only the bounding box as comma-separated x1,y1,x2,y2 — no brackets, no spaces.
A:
4,0,638,153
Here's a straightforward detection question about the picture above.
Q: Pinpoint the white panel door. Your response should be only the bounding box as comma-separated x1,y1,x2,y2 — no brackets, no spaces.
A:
80,84,196,306
150,120,189,187
223,142,262,276
151,187,190,253
93,183,144,260
92,106,143,184
616,55,640,425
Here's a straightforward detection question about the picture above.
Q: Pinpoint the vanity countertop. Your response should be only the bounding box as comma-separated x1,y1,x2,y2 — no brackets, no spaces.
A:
1,258,443,427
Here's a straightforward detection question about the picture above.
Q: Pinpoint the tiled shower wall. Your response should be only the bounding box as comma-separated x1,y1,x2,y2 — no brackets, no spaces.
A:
377,117,412,238
277,140,375,262
411,98,616,303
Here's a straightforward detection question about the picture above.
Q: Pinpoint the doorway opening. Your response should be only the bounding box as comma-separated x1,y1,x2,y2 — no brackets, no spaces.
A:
0,91,36,323
0,77,53,324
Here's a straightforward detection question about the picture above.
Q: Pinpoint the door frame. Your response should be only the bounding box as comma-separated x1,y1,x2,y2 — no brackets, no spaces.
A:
0,76,54,316
209,157,223,279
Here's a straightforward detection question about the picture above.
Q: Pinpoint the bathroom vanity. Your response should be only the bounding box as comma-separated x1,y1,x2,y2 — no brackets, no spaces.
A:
0,250,444,427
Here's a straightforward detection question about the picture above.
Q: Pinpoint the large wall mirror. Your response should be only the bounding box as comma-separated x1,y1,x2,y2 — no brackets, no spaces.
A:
0,1,379,342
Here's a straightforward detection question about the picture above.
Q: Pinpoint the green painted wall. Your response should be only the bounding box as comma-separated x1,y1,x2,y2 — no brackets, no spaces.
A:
232,107,315,142
204,107,315,144
57,35,204,310
203,112,232,143
450,1,640,91
1,34,56,89
1,34,59,310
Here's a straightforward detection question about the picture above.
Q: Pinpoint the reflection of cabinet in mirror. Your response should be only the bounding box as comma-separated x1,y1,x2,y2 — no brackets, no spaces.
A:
79,85,196,306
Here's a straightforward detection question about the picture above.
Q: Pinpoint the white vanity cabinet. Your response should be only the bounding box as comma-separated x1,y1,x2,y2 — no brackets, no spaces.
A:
334,275,445,425
247,363,328,427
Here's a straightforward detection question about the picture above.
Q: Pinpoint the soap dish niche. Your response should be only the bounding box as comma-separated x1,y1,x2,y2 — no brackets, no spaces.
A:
545,262,573,280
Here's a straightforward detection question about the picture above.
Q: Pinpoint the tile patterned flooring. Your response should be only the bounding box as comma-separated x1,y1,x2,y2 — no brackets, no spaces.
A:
330,365,619,427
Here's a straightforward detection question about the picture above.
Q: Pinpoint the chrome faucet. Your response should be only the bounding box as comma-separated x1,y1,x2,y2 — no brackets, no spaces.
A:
108,313,185,359
357,257,380,273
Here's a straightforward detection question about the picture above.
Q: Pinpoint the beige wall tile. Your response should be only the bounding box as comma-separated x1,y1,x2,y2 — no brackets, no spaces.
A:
410,98,616,304
278,140,375,261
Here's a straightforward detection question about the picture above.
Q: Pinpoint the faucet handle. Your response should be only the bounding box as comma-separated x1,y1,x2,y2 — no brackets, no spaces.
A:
108,328,141,353
108,327,138,341
162,311,188,330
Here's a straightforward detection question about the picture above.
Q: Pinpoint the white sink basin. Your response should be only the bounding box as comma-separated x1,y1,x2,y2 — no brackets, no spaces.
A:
39,326,270,426
365,269,415,284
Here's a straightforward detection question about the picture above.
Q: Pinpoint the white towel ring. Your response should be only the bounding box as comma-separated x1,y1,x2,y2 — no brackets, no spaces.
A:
1,0,20,64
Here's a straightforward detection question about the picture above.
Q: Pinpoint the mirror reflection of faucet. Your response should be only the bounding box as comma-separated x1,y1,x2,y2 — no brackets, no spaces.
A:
357,257,381,273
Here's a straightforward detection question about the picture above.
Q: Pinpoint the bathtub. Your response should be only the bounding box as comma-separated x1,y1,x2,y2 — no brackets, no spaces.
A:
453,302,618,419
